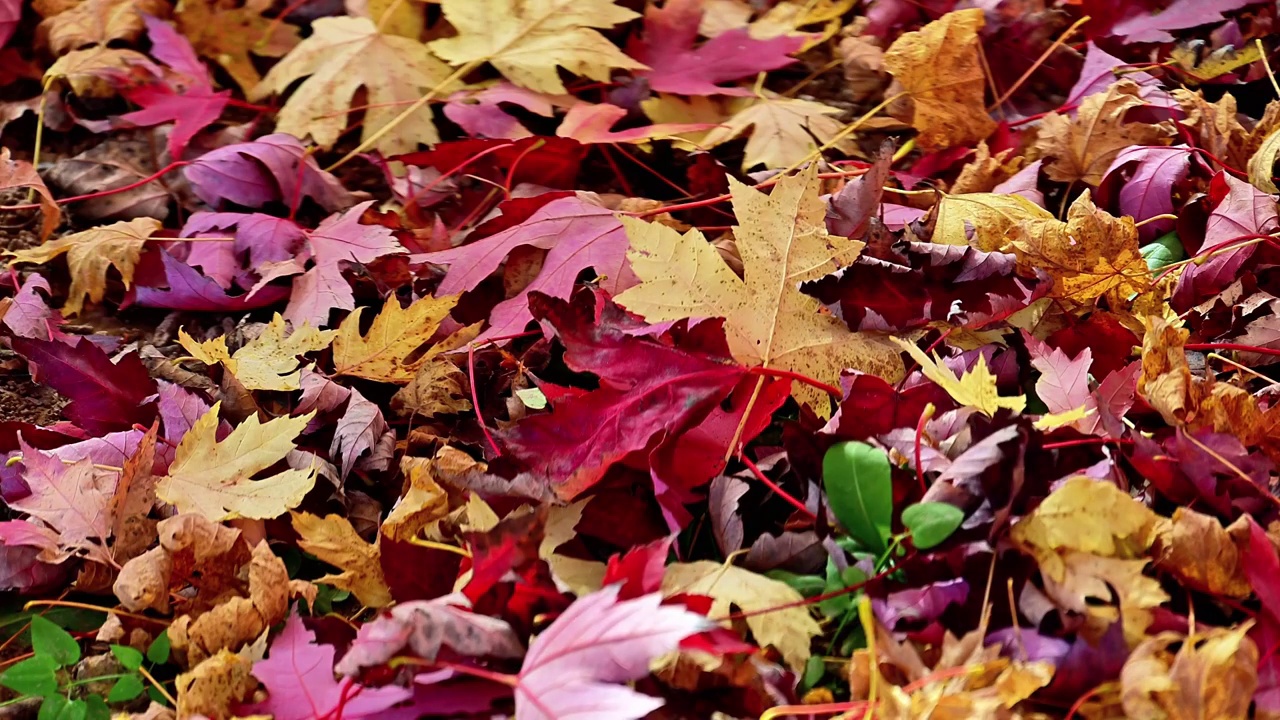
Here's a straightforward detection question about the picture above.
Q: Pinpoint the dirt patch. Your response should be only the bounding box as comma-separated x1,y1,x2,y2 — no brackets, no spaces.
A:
0,374,65,426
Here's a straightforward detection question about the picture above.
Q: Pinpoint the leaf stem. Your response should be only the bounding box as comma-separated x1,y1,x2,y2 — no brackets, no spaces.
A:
137,664,176,706
739,452,818,523
22,601,167,626
0,161,192,212
1184,342,1280,357
746,366,841,398
468,340,501,458
987,16,1090,111
388,656,518,687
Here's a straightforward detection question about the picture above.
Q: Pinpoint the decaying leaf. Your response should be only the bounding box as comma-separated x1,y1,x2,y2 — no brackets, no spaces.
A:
1120,626,1258,720
1035,80,1175,185
0,148,59,240
175,650,257,720
174,0,300,92
37,0,168,54
6,217,157,315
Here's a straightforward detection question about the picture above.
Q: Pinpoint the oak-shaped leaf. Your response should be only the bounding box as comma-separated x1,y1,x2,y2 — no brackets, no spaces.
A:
616,166,903,417
156,402,316,522
9,336,157,435
515,584,710,720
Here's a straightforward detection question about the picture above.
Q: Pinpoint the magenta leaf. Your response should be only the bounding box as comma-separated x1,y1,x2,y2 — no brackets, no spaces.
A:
826,142,891,238
3,276,64,342
556,103,712,144
183,212,306,267
0,520,66,593
628,0,808,96
249,611,412,720
0,0,18,48
515,584,711,720
1175,172,1279,306
9,336,156,435
443,83,557,140
184,133,355,211
1111,0,1264,44
10,439,113,552
130,249,291,312
1105,145,1191,240
1066,42,1173,108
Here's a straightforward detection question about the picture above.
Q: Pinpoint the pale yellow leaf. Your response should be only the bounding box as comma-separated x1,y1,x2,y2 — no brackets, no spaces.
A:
6,217,156,316
891,338,1025,416
1247,124,1280,193
157,403,316,522
931,192,1054,251
291,512,392,608
428,0,646,94
1032,405,1094,431
346,0,424,39
44,45,151,97
250,16,454,154
332,294,460,383
701,92,855,170
179,315,335,392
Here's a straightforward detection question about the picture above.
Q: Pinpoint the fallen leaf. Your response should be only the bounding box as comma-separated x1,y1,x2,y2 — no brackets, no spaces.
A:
1034,80,1175,186
931,192,1055,251
1104,144,1191,241
332,294,460,383
37,0,168,54
428,0,646,95
1111,0,1262,44
1120,626,1257,719
182,133,354,212
156,402,316,522
1151,508,1251,598
9,336,157,434
892,338,1026,416
0,148,58,240
617,166,903,416
174,650,257,720
555,102,713,144
701,92,856,170
291,512,391,608
882,9,995,151
43,44,154,97
113,512,247,614
178,315,335,391
11,439,114,554
173,0,299,92
6,217,157,315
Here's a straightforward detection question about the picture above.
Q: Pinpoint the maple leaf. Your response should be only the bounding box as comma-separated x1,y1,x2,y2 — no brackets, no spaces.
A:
417,194,633,343
37,0,167,54
250,611,412,720
1034,80,1175,186
628,0,807,96
662,561,819,672
0,149,58,241
331,386,395,476
1104,145,1191,241
701,92,856,170
250,17,454,154
332,294,460,383
1176,172,1280,306
183,133,354,212
931,191,1055,251
1151,508,1251,598
156,402,316,522
43,44,155,97
291,512,392,608
6,217,156,315
1111,0,1261,44
882,9,995,151
179,314,335,391
555,103,714,144
11,439,114,554
9,336,156,434
429,0,646,95
892,338,1026,416
174,0,299,92
617,167,904,417
1120,626,1258,719
108,423,158,565
515,584,710,720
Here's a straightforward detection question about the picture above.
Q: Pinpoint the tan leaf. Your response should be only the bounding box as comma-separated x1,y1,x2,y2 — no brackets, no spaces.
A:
156,402,316,522
291,511,392,608
347,0,424,39
43,45,151,97
616,166,903,417
949,141,1024,194
1248,123,1280,194
179,315,336,391
250,17,455,154
175,0,300,92
931,191,1054,251
382,456,451,542
428,0,645,95
882,9,995,151
108,423,158,565
38,0,168,54
1045,551,1168,644
333,294,461,383
1173,89,1251,169
114,513,248,614
542,499,606,596
1121,627,1258,720
1151,509,1252,598
175,650,257,720
390,321,479,416
701,92,856,170
1034,80,1175,185
662,561,821,672
0,148,59,241
6,217,156,316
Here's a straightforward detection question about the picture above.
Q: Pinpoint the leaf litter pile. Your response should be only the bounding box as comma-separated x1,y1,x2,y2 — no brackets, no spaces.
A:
5,0,1280,717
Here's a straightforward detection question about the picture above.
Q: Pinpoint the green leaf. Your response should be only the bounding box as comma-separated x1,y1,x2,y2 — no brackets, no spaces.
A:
30,615,79,667
0,655,59,697
901,502,965,549
38,695,86,720
0,605,104,653
800,655,826,691
147,686,170,706
107,674,145,703
823,441,893,554
1141,230,1185,271
83,696,109,720
764,570,826,597
515,387,548,409
146,632,170,665
110,645,143,672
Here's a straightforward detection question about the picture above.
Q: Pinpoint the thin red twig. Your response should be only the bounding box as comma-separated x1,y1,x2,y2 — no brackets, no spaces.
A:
1185,343,1280,357
408,142,515,206
739,452,818,523
1042,436,1135,450
0,161,192,211
468,341,501,458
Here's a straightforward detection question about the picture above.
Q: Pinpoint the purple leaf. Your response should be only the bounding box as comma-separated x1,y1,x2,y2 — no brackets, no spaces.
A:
130,249,291,312
708,475,748,556
1111,0,1264,44
1066,42,1177,111
993,160,1045,206
249,611,413,720
9,336,157,435
184,133,355,211
1105,145,1191,240
515,585,711,720
2,276,64,341
332,387,394,477
443,83,555,140
1175,173,1279,305
0,0,18,48
872,578,968,629
183,212,306,267
826,142,891,238
0,520,66,593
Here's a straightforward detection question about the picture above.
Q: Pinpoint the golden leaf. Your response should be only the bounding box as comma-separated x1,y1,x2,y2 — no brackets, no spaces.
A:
1173,89,1251,169
38,0,168,55
640,94,731,152
250,17,455,154
891,338,1026,416
882,9,995,151
616,167,904,417
156,403,316,522
1047,551,1168,645
390,321,479,417
1248,124,1280,194
43,45,151,97
949,141,1024,194
332,294,461,384
179,315,336,392
1034,80,1175,185
1151,509,1252,598
542,499,606,596
428,0,645,94
382,457,451,542
6,217,156,316
175,0,300,92
348,0,423,39
662,561,820,672
931,191,1054,251
291,512,392,608
1121,627,1258,720
701,92,856,170
175,650,257,720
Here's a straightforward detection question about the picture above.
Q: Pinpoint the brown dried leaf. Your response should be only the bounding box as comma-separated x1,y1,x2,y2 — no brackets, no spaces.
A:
5,217,156,316
108,423,158,565
175,649,257,720
1034,80,1175,185
38,0,169,54
114,513,248,614
382,456,451,542
1173,89,1251,169
950,141,1024,195
1120,626,1257,720
1151,509,1251,598
175,0,300,92
0,148,59,241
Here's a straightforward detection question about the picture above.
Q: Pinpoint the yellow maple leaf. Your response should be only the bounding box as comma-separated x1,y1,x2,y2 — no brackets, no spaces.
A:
662,561,820,672
891,338,1025,416
291,512,392,608
1151,509,1252,598
930,192,1054,251
156,402,316,522
1034,80,1175,185
616,167,903,417
37,0,168,55
382,456,452,542
1248,123,1280,193
332,294,463,384
640,95,730,152
428,0,646,95
882,9,995,151
179,315,336,392
701,92,856,170
175,0,300,93
6,217,156,316
250,17,455,154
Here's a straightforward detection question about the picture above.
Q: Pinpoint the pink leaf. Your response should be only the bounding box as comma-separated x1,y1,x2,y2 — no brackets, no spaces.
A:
1175,172,1279,305
332,387,394,477
443,83,562,140
2,276,65,342
130,249,291,312
556,103,712,144
628,0,808,96
184,133,355,211
0,0,19,48
10,440,113,550
515,584,711,720
416,195,636,343
1105,145,1191,240
1024,332,1094,416
0,520,66,593
1066,42,1176,109
250,611,412,720
1111,0,1264,44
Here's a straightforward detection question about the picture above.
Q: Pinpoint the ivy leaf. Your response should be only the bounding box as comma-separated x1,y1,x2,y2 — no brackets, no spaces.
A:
902,502,965,549
823,441,893,554
30,615,80,667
